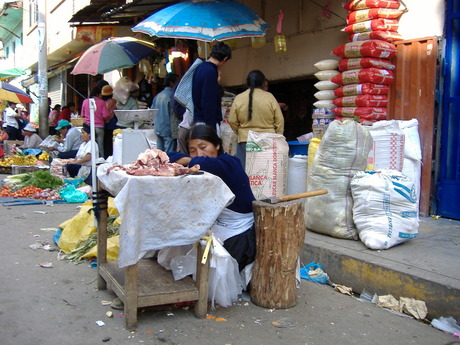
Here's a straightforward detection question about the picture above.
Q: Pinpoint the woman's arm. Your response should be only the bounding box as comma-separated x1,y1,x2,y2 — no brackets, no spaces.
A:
73,153,91,165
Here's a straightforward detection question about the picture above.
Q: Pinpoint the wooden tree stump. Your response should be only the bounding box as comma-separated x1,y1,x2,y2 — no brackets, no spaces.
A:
250,199,305,309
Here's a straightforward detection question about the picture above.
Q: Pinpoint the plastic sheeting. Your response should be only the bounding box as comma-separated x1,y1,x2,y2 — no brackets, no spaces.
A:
97,163,235,268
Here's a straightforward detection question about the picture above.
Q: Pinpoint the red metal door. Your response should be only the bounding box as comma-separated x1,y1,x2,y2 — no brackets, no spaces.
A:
387,37,438,217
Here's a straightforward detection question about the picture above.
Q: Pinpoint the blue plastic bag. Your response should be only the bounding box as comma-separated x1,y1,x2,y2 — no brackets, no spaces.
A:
300,261,330,284
59,184,88,203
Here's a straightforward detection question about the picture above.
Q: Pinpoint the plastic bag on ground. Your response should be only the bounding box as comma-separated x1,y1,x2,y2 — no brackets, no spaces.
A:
59,184,89,203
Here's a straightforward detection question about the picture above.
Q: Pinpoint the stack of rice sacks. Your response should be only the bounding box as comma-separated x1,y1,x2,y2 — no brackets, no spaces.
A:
330,0,406,124
312,59,340,138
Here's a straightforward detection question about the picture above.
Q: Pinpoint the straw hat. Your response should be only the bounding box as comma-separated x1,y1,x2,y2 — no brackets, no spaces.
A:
101,85,113,96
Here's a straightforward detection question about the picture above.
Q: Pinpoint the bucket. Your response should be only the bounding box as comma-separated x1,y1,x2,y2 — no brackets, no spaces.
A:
287,141,309,157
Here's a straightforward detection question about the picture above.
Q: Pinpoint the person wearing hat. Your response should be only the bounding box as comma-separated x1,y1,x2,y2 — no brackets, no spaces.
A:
101,85,118,158
65,123,99,185
19,123,42,149
49,119,82,159
81,86,110,158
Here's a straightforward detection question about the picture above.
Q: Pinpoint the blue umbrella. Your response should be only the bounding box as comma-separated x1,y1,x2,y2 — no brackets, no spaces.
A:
132,0,269,42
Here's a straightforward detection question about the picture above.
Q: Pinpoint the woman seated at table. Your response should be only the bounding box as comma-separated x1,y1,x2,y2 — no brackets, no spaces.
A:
168,124,256,271
65,123,99,185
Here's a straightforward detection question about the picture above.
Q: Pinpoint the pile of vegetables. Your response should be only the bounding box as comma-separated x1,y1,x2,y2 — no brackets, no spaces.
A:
0,185,61,200
4,170,64,190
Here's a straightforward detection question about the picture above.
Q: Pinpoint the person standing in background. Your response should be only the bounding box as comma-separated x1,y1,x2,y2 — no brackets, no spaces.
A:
81,86,110,158
192,41,232,131
151,73,179,153
3,102,22,140
59,102,76,122
48,104,61,136
228,70,284,169
101,85,118,158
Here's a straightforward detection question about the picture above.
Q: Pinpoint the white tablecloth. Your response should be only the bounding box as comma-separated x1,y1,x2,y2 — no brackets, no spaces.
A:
97,163,235,268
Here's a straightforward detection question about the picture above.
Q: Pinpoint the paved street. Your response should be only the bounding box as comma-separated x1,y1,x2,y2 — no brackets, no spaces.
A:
0,199,455,345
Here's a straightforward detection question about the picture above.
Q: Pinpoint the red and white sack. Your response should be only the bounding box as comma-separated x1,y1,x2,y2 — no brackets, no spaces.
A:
338,57,395,71
333,40,397,58
332,107,388,120
334,83,389,96
245,131,289,200
344,0,400,11
335,116,379,124
342,19,399,33
333,94,388,107
331,68,394,85
305,120,373,240
347,9,404,24
349,30,403,43
364,120,405,171
351,170,419,250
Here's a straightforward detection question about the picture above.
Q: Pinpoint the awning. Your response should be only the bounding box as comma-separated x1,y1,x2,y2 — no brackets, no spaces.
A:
0,67,26,79
68,0,180,26
0,1,22,42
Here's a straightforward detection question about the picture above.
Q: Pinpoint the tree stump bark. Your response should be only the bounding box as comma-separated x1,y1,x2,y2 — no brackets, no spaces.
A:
250,199,305,309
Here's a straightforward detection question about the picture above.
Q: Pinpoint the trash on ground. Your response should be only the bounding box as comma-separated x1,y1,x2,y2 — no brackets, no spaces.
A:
37,261,53,268
399,297,427,320
106,311,113,318
272,318,296,329
334,284,353,296
431,316,460,336
102,337,111,342
359,288,378,303
34,211,47,214
377,294,400,312
96,320,105,327
206,314,216,319
300,261,331,284
166,312,174,316
101,300,112,306
215,317,227,322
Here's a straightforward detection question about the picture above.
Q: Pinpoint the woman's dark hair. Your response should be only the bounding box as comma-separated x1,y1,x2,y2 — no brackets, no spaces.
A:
82,123,91,134
53,104,61,110
90,86,101,98
246,70,266,121
210,41,232,61
188,124,224,156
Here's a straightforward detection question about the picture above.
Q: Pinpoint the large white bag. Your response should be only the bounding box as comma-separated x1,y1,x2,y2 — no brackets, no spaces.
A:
351,170,419,250
245,131,289,199
365,120,405,172
305,120,373,240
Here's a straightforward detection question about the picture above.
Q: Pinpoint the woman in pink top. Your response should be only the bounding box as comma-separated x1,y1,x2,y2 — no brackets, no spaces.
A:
81,86,110,158
48,104,61,135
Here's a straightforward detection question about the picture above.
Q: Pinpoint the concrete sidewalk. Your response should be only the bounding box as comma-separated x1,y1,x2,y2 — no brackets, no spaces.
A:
301,216,460,322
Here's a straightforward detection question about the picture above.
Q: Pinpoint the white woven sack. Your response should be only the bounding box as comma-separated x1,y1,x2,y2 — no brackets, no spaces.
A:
365,120,405,172
314,59,339,70
245,130,289,200
314,70,340,81
313,100,336,109
314,90,337,101
314,80,340,91
351,170,419,250
397,119,422,202
305,120,373,239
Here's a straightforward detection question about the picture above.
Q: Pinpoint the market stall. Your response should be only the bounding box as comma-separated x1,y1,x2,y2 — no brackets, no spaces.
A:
95,161,235,329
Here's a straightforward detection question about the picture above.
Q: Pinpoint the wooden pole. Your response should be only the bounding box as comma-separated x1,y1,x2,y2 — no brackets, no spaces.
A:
251,199,305,309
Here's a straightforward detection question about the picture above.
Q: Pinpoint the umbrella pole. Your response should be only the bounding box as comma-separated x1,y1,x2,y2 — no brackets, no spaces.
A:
89,98,97,198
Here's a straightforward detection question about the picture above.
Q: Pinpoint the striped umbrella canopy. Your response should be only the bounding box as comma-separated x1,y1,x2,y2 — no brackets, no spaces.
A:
71,36,158,75
0,81,33,103
132,0,269,42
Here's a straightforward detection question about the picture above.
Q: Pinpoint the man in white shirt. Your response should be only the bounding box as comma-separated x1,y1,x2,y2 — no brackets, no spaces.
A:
3,102,22,140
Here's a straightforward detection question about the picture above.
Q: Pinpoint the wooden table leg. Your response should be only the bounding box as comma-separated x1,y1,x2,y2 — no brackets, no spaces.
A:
194,242,210,318
125,264,138,330
96,182,108,290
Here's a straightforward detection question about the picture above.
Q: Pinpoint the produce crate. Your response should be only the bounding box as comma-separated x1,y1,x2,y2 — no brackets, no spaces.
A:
11,165,49,175
71,118,85,127
0,166,12,174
